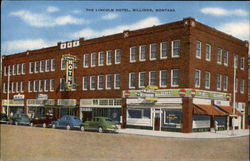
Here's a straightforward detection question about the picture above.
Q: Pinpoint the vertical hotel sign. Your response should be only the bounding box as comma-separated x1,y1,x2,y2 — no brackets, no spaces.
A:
62,54,78,90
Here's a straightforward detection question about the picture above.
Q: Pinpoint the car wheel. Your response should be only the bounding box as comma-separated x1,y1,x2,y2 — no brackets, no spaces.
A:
80,126,85,132
66,125,70,130
30,123,33,127
98,127,103,133
52,124,56,129
42,123,46,128
15,122,18,126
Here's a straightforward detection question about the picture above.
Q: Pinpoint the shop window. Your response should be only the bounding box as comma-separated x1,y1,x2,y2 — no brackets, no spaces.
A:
114,74,120,89
106,51,112,65
99,99,108,105
160,42,167,59
150,43,157,60
205,44,211,61
164,110,182,125
106,74,112,89
172,40,180,58
129,72,135,89
130,47,136,63
217,48,222,64
115,49,121,64
114,99,122,106
83,54,89,68
192,115,210,129
98,51,105,66
205,72,210,89
51,59,56,71
139,45,146,61
223,50,228,66
128,109,151,119
195,40,201,59
139,72,146,88
91,53,97,67
149,71,156,86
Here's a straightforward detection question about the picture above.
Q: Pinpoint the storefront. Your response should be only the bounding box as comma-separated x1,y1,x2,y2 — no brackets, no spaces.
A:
2,99,24,115
27,99,55,118
80,98,121,123
57,99,78,118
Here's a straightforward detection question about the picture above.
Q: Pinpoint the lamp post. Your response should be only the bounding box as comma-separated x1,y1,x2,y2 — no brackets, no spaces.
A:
232,55,237,136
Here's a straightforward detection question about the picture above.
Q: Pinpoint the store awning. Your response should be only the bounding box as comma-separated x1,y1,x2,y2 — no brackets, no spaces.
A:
215,106,242,116
193,104,227,116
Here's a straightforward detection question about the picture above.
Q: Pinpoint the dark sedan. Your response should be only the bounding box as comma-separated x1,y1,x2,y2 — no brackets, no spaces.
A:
30,115,55,128
0,113,9,124
9,113,30,125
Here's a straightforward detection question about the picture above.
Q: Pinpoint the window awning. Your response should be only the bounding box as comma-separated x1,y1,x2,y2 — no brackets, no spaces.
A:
193,104,227,116
215,106,242,117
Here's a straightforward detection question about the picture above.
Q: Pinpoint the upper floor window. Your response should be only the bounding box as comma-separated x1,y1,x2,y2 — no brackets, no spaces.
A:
21,63,26,74
17,64,21,75
8,65,12,76
35,61,39,73
115,49,121,64
240,57,245,70
4,66,7,76
205,72,210,89
194,69,201,88
114,74,120,89
240,79,244,94
90,76,96,90
51,59,56,71
205,44,211,61
60,78,65,91
39,80,44,92
3,83,6,93
82,76,88,91
44,80,48,92
106,51,112,65
34,80,38,92
61,59,66,70
20,81,24,93
50,79,55,91
130,47,137,63
45,59,50,72
235,78,238,93
223,50,228,66
139,72,146,88
11,82,15,93
98,51,105,66
28,81,33,92
98,75,104,89
149,71,156,86
234,55,238,69
129,72,136,88
217,48,222,64
171,69,180,87
29,62,34,74
91,53,97,67
223,75,228,91
106,74,112,89
216,74,222,90
16,82,19,93
40,60,45,72
83,54,89,68
150,43,157,60
139,45,146,61
172,40,180,58
13,64,16,75
160,42,167,59
195,41,201,59
160,70,167,88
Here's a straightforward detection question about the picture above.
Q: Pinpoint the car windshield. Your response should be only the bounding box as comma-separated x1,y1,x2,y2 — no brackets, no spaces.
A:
21,114,29,119
104,118,113,123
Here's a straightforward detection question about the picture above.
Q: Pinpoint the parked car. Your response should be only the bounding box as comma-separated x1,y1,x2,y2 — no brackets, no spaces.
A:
80,117,118,133
0,113,9,124
30,115,55,128
52,115,82,130
9,113,30,125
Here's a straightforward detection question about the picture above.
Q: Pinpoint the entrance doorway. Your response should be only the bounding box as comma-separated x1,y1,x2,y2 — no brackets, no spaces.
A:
82,111,92,122
153,108,161,131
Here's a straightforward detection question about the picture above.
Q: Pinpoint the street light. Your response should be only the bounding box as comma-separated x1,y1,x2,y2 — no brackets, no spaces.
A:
232,55,237,136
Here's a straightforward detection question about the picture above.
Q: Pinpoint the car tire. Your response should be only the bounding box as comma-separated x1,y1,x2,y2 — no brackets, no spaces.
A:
98,127,103,133
52,124,56,129
43,123,46,128
30,123,33,127
80,126,85,132
66,125,70,130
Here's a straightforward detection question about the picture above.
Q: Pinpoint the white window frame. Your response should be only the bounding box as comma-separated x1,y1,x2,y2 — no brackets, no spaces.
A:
21,63,25,74
51,59,55,72
223,50,228,66
171,69,180,87
159,70,167,88
61,59,66,70
16,82,19,93
90,76,96,90
28,81,32,92
20,81,24,93
4,66,7,76
17,64,21,75
50,79,55,92
223,75,228,92
115,49,121,64
160,42,167,59
11,82,15,93
194,69,201,88
235,78,238,93
83,54,89,68
195,41,201,59
44,80,49,92
82,76,88,91
205,72,210,89
33,80,38,92
60,78,65,92
217,48,222,65
98,52,105,66
91,53,96,67
240,57,245,70
3,83,6,93
205,44,211,61
45,59,50,72
106,74,112,90
13,65,16,75
149,71,157,86
29,62,33,74
234,55,238,69
114,74,120,89
216,74,222,91
171,40,180,58
40,60,45,73
130,47,136,63
106,51,112,65
139,45,146,62
35,61,39,73
150,43,157,61
240,79,244,94
138,72,146,88
8,65,11,76
129,72,135,89
39,80,43,92
97,75,104,90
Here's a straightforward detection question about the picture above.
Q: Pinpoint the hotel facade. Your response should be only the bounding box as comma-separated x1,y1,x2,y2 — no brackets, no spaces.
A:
1,17,248,133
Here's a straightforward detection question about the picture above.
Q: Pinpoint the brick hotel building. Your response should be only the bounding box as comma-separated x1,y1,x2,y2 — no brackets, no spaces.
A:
1,17,248,133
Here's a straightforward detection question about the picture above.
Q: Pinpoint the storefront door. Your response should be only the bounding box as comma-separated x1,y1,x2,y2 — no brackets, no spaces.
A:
82,111,92,122
153,108,161,131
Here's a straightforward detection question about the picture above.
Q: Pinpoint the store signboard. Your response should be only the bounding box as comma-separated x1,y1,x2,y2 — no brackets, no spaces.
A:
36,94,48,100
13,94,25,100
2,99,24,106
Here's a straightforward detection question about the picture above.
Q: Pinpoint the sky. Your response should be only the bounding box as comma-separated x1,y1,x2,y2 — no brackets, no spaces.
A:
1,1,249,55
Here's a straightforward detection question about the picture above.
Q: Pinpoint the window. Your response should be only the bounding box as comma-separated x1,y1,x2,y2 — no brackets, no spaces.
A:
20,81,24,92
45,60,50,72
40,60,45,72
223,50,228,66
160,70,167,88
106,74,112,89
205,72,210,89
139,72,146,88
115,49,121,64
98,51,105,66
223,75,228,91
34,80,38,92
82,77,88,90
91,53,97,67
234,55,238,69
16,82,19,93
129,72,135,88
13,65,16,75
216,74,222,90
172,40,180,58
90,76,96,90
240,80,244,94
195,69,201,88
17,64,21,75
29,62,34,74
150,43,157,60
235,78,238,93
51,59,56,71
28,81,33,92
4,66,7,76
196,41,201,59
35,61,39,73
106,51,112,65
60,78,65,91
21,63,25,74
98,75,104,89
8,65,12,76
171,69,180,87
128,109,151,119
44,80,49,92
114,74,120,89
217,48,222,64
160,42,167,59
39,80,43,92
71,78,77,91
164,110,182,126
130,47,136,63
149,71,156,86
83,54,89,68
11,82,15,93
240,57,245,70
50,79,55,91
139,45,146,61
61,59,66,70
205,44,211,61
3,83,6,93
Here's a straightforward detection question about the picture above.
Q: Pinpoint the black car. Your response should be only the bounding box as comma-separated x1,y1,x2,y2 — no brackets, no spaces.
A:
9,113,31,125
0,113,9,124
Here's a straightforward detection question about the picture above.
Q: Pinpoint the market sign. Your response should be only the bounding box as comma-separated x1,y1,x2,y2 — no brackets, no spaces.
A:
36,94,48,100
62,54,78,90
13,94,25,100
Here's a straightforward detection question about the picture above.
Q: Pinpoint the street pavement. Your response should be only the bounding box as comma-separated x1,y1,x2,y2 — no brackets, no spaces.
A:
118,128,250,139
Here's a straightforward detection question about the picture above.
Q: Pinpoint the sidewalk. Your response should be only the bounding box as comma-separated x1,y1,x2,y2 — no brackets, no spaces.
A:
118,128,250,139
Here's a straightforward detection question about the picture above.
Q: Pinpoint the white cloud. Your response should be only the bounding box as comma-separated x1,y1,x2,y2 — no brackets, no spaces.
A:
47,6,59,13
70,17,161,39
72,10,81,14
201,7,248,16
10,10,88,27
1,39,57,55
217,20,250,41
102,13,119,20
